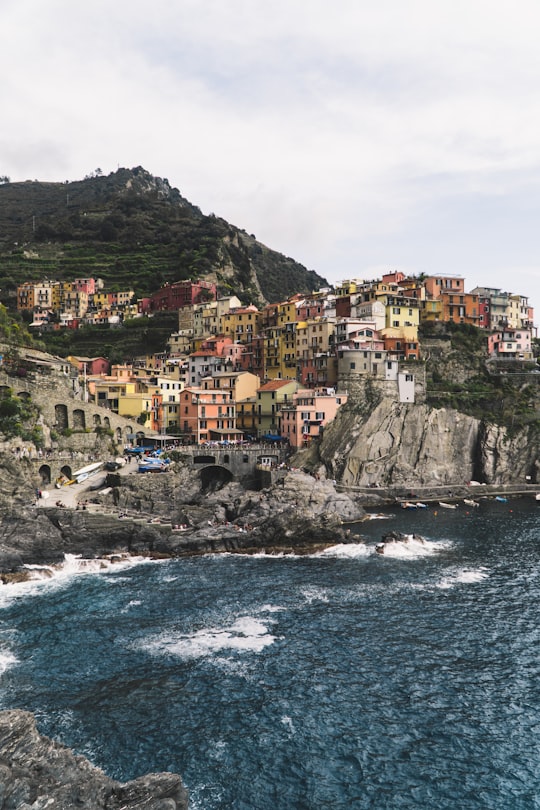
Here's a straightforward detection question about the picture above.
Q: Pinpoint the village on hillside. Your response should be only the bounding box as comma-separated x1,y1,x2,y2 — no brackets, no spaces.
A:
11,271,539,448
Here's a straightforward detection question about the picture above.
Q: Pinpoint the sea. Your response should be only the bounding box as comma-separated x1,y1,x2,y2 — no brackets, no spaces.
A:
0,498,539,809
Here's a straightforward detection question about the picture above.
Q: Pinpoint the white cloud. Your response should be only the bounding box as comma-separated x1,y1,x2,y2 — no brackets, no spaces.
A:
1,0,540,309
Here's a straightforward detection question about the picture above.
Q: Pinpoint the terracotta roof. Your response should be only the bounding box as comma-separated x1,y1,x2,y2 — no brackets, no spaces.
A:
258,380,296,391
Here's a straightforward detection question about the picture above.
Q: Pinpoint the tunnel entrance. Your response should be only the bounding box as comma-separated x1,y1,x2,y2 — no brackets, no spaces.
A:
200,465,234,493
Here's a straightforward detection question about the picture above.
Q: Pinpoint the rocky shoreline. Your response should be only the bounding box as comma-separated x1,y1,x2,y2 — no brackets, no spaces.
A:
0,466,367,577
0,463,367,807
0,710,189,809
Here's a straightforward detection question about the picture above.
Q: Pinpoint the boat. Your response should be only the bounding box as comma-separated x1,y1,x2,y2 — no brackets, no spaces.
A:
415,502,428,509
438,501,457,509
138,457,171,473
400,502,418,509
536,493,540,501
495,496,508,503
464,498,479,507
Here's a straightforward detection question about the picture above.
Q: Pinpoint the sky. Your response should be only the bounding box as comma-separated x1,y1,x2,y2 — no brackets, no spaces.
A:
1,0,540,312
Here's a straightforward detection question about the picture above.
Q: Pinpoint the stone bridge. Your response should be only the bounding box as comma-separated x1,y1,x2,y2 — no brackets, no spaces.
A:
175,445,288,489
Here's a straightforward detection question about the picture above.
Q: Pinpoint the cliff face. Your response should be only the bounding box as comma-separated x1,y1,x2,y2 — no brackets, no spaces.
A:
0,710,188,810
319,400,540,487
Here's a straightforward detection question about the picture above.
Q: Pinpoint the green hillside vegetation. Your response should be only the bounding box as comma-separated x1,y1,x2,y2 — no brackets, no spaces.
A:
40,311,179,364
0,167,327,307
423,321,540,431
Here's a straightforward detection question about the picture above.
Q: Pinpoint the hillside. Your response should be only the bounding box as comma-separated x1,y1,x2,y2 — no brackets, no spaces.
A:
0,167,327,306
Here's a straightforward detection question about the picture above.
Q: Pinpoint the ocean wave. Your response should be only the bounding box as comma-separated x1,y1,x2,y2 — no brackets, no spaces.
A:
315,542,370,559
139,616,277,660
0,554,156,606
374,536,450,559
299,586,329,603
0,649,17,676
437,568,489,588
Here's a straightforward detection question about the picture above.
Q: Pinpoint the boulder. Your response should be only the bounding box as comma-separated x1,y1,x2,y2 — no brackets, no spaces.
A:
0,709,188,809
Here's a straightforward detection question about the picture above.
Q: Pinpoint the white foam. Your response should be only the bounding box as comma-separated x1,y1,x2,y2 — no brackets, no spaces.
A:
438,568,489,588
258,604,286,614
281,715,296,735
375,536,449,559
0,649,17,676
140,616,277,660
300,586,329,603
315,543,370,558
0,554,155,606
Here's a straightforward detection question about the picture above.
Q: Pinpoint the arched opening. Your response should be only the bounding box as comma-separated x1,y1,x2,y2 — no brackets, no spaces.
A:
223,454,230,464
0,385,11,398
73,409,86,429
38,464,51,485
60,465,72,480
200,465,234,493
55,404,68,430
93,413,102,426
17,391,31,402
104,416,111,429
116,427,122,442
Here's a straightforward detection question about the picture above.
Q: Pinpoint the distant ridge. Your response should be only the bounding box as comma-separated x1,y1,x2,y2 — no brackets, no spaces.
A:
0,167,327,305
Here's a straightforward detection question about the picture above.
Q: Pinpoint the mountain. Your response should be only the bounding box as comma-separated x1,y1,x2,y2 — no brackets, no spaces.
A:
0,167,327,306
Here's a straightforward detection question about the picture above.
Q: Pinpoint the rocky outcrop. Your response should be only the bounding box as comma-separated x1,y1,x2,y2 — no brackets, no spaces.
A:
0,468,365,574
0,709,188,809
319,400,540,487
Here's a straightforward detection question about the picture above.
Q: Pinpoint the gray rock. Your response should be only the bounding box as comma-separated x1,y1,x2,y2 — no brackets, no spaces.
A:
0,709,188,809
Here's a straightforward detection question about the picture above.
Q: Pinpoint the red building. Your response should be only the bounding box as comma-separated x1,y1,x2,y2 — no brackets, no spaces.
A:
139,280,217,314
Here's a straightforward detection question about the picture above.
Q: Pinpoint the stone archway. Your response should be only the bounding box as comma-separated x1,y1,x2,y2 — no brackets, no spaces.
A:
60,465,72,481
17,391,31,402
38,464,51,485
93,413,102,426
200,465,234,493
73,409,86,429
104,416,110,429
55,404,68,430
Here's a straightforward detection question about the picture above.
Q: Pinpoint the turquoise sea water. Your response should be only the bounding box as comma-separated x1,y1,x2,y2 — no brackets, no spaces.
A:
0,499,539,809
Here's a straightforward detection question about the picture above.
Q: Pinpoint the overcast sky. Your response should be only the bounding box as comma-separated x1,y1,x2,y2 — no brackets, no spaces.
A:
2,0,539,314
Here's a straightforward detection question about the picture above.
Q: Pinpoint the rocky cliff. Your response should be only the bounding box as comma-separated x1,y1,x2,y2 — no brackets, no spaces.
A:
0,466,365,575
318,399,540,487
0,710,188,809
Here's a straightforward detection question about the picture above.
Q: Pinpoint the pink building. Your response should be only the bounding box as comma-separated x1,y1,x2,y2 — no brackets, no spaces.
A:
488,327,533,360
279,388,348,448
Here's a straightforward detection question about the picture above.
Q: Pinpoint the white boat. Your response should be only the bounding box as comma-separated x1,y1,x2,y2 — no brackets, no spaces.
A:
438,501,457,509
400,502,418,509
464,498,479,507
415,502,428,509
536,493,540,501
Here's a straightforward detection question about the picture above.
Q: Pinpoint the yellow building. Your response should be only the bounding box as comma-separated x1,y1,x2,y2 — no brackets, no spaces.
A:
256,379,299,436
220,306,261,344
420,299,444,323
264,326,283,380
